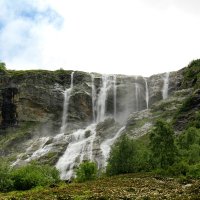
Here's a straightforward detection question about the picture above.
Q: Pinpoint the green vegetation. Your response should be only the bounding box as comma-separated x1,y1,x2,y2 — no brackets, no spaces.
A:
75,161,97,182
0,122,38,160
150,120,177,169
0,62,6,71
182,59,200,89
0,160,13,192
0,162,59,192
106,135,149,175
107,119,200,179
0,173,199,200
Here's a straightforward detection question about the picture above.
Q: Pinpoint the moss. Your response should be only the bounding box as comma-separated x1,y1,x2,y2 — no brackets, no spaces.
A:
0,122,38,156
126,118,150,132
37,152,60,166
173,90,200,130
182,59,200,89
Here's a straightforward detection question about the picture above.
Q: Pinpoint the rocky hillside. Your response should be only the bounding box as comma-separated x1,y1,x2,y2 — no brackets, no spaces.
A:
0,59,199,179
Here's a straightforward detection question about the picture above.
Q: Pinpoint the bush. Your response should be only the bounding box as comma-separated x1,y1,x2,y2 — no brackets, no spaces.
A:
168,161,189,176
75,161,97,183
106,135,137,175
11,162,60,190
0,62,6,71
150,120,177,169
0,160,14,192
187,164,200,178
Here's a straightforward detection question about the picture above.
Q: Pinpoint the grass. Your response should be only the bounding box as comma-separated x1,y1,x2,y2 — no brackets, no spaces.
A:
0,173,199,200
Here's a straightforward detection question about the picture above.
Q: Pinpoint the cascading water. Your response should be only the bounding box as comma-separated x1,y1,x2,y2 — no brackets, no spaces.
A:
162,72,170,100
91,74,96,122
13,72,152,180
60,72,74,133
100,126,125,167
113,75,117,120
144,78,149,109
96,75,112,123
135,77,140,111
56,124,96,180
56,74,114,179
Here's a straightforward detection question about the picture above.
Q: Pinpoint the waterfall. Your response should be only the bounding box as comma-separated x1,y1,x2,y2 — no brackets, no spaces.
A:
135,77,139,111
56,123,97,180
96,75,112,123
56,74,115,180
91,74,96,122
144,78,149,109
12,71,164,181
113,75,117,120
60,72,74,133
162,72,170,100
100,126,125,167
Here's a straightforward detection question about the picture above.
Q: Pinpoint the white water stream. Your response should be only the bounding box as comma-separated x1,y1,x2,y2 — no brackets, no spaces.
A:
144,78,149,109
56,123,97,180
60,72,74,133
100,126,125,167
162,72,170,99
12,72,161,180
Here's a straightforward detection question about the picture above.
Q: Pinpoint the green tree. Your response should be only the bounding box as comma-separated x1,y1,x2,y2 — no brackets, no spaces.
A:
177,127,200,150
106,134,139,175
150,120,177,169
0,62,6,71
177,127,200,165
75,161,97,182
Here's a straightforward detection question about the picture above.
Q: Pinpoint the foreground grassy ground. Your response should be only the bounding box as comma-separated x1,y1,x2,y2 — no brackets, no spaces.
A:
0,173,199,200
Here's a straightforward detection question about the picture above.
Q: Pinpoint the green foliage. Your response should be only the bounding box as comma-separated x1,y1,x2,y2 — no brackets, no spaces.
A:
106,134,150,176
168,161,189,177
183,59,200,88
150,120,177,169
177,127,200,165
0,62,6,71
187,111,200,129
187,163,200,178
0,160,14,192
106,135,136,175
11,162,60,190
75,161,97,183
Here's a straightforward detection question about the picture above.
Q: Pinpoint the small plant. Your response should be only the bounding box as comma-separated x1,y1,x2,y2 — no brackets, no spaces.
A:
11,162,60,190
75,161,97,182
0,160,14,192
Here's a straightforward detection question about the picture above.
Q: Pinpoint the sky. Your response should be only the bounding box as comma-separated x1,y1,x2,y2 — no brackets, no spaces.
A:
0,0,200,76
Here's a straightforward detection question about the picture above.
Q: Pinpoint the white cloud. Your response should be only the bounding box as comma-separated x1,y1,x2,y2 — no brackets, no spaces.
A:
0,0,200,76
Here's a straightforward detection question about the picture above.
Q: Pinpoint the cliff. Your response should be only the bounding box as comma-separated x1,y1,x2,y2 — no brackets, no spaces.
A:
0,59,199,179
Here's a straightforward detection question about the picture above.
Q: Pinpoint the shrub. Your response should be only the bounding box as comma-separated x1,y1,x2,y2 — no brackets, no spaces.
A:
106,135,139,175
0,160,14,192
0,62,6,71
11,162,60,190
187,164,200,178
168,161,189,176
75,161,97,183
150,120,177,169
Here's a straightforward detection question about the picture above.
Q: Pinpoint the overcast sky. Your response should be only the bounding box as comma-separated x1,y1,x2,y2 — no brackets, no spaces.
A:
0,0,200,76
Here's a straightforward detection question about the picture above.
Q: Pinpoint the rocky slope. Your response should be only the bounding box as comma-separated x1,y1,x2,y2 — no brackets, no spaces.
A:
0,60,199,179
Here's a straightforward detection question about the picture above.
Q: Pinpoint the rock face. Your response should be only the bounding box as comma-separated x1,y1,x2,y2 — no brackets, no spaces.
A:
1,87,18,128
0,69,183,130
0,66,190,179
